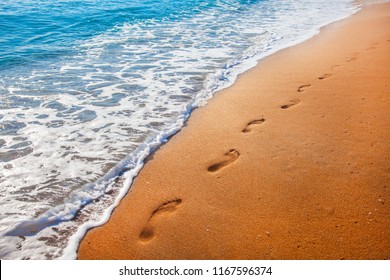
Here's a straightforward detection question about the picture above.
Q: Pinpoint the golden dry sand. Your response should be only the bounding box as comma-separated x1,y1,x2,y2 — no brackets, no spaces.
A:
78,3,390,260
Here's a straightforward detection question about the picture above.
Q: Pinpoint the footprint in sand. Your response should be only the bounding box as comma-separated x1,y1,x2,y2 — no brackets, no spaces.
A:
346,52,359,62
139,199,182,242
318,73,332,80
330,64,340,70
346,57,357,62
207,149,240,173
242,118,265,133
281,99,300,109
297,84,311,93
366,43,378,50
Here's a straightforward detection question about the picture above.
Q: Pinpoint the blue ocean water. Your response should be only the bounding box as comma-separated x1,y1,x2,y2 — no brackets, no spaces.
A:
0,0,216,69
0,0,359,259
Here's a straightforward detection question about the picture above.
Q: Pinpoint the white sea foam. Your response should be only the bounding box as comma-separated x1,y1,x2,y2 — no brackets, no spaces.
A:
0,0,360,259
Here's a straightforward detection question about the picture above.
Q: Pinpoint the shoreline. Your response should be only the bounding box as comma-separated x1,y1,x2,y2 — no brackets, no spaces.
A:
63,2,360,261
78,3,390,259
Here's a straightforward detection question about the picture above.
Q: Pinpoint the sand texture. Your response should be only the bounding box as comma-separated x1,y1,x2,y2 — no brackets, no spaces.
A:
78,4,390,259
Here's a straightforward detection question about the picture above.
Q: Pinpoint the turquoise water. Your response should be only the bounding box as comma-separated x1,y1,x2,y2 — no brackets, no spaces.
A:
0,0,359,259
0,0,217,68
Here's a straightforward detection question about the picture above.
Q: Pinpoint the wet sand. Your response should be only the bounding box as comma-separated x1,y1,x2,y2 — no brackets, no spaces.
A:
78,3,390,259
